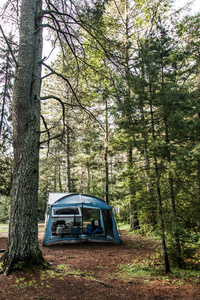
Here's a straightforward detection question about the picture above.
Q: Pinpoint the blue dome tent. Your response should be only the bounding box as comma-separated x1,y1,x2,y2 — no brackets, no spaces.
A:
43,193,121,246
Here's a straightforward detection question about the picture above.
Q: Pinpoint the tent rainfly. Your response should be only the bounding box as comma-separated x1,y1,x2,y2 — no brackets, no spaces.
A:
43,193,121,246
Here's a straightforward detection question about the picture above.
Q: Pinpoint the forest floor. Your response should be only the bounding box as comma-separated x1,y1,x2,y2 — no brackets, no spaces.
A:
0,229,200,299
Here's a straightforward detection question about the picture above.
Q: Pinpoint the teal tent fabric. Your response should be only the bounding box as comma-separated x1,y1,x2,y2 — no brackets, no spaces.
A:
43,193,121,246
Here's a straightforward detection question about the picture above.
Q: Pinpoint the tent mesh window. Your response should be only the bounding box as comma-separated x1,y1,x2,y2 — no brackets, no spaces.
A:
82,208,101,232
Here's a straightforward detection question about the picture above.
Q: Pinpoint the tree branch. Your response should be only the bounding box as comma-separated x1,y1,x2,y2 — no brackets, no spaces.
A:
0,25,17,66
40,131,65,145
41,63,104,131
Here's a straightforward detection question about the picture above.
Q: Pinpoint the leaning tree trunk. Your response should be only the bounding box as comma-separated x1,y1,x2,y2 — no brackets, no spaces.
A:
1,0,44,275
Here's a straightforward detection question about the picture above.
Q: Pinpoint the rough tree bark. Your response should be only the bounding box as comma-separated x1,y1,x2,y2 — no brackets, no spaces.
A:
1,0,44,275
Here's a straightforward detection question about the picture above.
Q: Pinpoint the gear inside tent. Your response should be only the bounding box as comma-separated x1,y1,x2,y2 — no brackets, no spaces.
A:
43,193,121,246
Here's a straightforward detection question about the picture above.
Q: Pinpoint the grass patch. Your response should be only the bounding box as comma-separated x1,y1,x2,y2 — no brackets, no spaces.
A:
14,278,38,289
14,264,86,290
117,256,200,285
118,251,164,281
38,224,45,232
0,224,8,234
0,224,44,235
118,260,164,280
57,264,82,276
118,223,130,231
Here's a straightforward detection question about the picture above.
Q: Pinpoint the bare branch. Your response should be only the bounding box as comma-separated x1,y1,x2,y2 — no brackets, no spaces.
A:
42,3,120,70
41,65,104,132
41,94,85,108
42,36,58,63
41,72,54,80
0,25,17,66
40,131,65,145
40,114,50,153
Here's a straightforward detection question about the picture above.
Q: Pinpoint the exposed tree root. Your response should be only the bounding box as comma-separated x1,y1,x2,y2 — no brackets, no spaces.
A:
0,250,47,276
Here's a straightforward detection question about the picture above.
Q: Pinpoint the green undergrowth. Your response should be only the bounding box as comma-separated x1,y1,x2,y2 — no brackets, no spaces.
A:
117,224,200,285
118,259,200,285
14,277,39,289
13,264,94,290
117,222,130,231
117,244,200,286
119,223,161,240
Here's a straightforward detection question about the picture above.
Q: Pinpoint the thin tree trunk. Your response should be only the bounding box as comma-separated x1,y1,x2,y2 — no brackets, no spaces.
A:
1,0,44,275
86,147,91,194
140,98,156,227
197,56,200,231
104,96,109,204
54,163,57,192
154,158,171,273
164,117,184,268
123,1,139,229
65,124,71,193
149,78,170,273
197,117,200,231
0,53,9,137
127,143,139,231
58,162,62,193
160,41,183,267
197,155,200,232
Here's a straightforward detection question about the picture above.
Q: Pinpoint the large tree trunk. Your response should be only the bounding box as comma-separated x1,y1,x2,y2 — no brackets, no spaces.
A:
1,0,44,275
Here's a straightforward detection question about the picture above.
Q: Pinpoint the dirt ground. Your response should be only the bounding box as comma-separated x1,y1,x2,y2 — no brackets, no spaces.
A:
0,230,200,300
